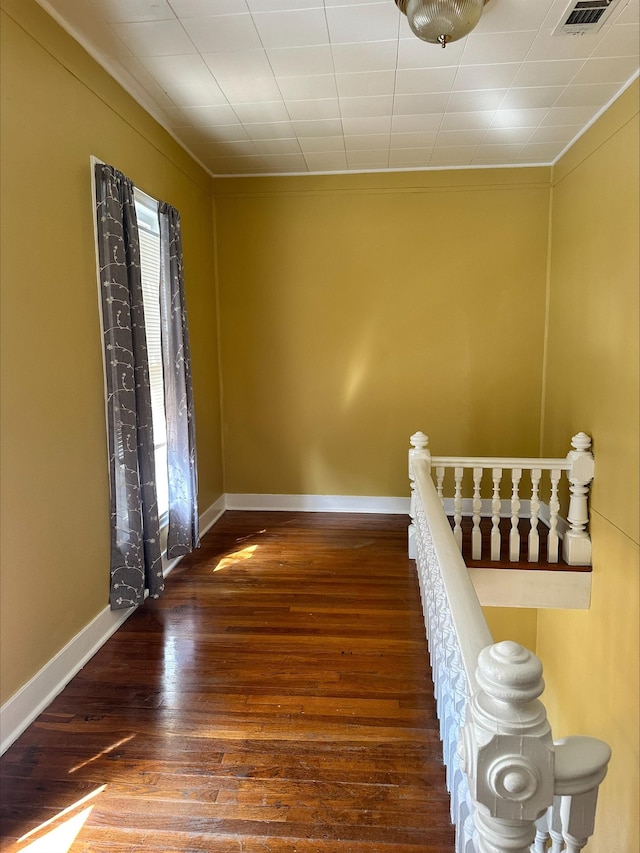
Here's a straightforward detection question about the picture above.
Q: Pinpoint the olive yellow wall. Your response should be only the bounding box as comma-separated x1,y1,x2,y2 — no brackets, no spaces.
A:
214,168,551,498
0,0,223,705
537,81,639,853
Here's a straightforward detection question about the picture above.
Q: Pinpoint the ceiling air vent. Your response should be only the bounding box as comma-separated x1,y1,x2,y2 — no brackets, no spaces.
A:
553,0,623,35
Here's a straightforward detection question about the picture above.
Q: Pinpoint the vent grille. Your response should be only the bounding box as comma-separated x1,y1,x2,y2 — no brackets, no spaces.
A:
553,0,622,34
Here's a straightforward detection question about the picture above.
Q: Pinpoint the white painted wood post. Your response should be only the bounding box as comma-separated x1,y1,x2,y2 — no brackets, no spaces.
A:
454,467,464,551
548,469,561,563
409,432,430,559
472,467,483,560
528,467,541,562
459,641,555,853
563,433,595,566
553,735,611,853
509,468,522,561
491,468,502,561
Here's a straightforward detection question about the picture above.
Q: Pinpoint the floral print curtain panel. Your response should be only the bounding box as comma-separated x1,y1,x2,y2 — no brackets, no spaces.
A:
95,163,164,608
158,203,200,557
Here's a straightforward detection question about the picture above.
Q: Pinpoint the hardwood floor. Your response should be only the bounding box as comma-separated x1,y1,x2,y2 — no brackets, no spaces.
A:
0,512,454,853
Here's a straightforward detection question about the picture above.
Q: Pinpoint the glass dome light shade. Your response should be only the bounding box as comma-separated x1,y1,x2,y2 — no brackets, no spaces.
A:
402,0,485,46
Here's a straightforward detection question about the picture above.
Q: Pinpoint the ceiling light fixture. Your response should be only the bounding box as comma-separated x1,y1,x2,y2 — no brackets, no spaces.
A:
395,0,490,48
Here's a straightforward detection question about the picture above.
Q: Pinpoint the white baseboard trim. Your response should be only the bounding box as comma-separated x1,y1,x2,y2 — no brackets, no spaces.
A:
224,493,410,514
0,605,133,755
0,496,225,756
200,495,226,536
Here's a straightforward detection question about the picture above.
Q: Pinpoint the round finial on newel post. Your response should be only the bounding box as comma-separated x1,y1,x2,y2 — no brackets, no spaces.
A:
476,641,545,709
410,431,429,453
570,432,592,453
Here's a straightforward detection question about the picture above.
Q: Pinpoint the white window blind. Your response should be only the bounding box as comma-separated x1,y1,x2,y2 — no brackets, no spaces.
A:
135,192,169,524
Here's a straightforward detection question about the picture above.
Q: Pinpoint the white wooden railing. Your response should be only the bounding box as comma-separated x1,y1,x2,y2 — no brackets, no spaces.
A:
408,435,609,853
409,431,595,566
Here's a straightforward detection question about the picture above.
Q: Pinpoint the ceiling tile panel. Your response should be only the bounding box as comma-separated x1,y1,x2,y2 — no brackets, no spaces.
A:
391,113,442,132
389,131,438,148
447,89,507,112
218,76,284,103
140,53,216,87
161,80,228,106
335,70,396,97
286,98,341,120
252,9,330,48
266,45,335,76
303,152,349,171
277,75,338,99
202,49,273,82
326,3,399,44
168,0,249,16
511,59,584,88
499,86,564,109
592,23,640,57
460,31,537,65
232,101,291,122
297,136,346,152
553,82,625,107
90,0,175,23
244,121,297,139
344,133,391,151
452,62,521,91
112,20,196,55
339,95,394,118
396,67,459,94
332,40,399,73
180,14,262,53
393,92,450,115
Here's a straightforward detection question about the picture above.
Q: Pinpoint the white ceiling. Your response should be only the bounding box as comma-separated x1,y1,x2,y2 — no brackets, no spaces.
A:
37,0,639,176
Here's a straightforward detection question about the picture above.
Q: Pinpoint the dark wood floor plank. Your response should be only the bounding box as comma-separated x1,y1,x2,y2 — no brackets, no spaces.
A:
0,512,454,852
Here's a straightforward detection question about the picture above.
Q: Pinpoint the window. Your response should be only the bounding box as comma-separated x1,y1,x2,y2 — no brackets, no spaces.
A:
134,190,169,526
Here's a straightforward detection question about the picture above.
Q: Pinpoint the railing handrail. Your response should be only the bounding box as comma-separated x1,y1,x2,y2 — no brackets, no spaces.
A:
412,455,492,693
431,455,568,471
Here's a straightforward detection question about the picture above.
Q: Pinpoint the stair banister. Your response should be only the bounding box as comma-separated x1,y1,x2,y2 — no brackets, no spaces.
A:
408,432,608,853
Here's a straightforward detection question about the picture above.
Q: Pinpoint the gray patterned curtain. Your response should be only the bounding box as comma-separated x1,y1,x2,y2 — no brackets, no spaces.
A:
158,203,200,556
94,164,164,609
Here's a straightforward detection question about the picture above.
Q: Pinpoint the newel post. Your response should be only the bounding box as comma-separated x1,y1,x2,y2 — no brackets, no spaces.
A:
563,432,595,566
459,642,555,853
551,735,611,853
408,431,430,559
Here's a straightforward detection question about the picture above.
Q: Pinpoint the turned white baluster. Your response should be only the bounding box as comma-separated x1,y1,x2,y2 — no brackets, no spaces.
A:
528,467,541,562
554,735,611,853
563,433,595,566
547,468,561,563
491,468,502,561
409,432,430,559
460,642,555,853
453,467,464,551
436,466,445,505
472,467,483,560
533,808,551,852
509,468,522,562
547,468,562,563
548,797,565,853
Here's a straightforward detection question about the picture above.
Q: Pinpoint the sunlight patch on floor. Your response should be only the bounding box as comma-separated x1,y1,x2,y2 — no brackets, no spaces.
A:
213,544,258,572
16,786,106,852
69,734,135,774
